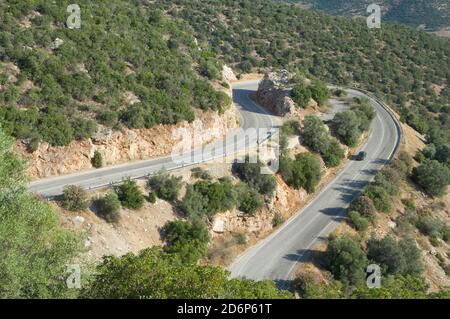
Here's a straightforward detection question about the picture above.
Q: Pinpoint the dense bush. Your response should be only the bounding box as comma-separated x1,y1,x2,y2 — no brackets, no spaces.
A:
367,235,423,277
148,171,182,201
191,167,212,180
309,81,330,107
272,212,285,228
415,215,445,239
279,153,322,193
163,220,209,263
81,247,294,299
237,184,264,215
61,185,89,212
332,111,362,147
325,237,368,287
412,160,450,197
115,178,145,210
95,192,122,224
180,178,238,219
291,82,311,108
148,191,157,204
232,157,277,197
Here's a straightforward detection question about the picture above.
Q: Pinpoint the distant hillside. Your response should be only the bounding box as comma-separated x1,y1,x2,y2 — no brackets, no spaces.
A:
157,0,450,148
285,0,450,30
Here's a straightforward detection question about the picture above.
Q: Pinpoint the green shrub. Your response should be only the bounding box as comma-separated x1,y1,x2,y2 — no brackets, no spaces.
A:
292,83,311,108
163,220,209,263
281,153,322,193
332,110,361,147
148,170,182,201
115,178,144,210
325,237,368,287
412,160,450,197
348,211,369,232
95,192,122,223
235,233,247,245
415,215,445,239
91,150,103,169
349,195,376,221
232,157,277,197
309,81,330,107
238,185,264,215
61,185,89,212
322,138,345,167
191,167,212,180
364,186,391,213
367,235,423,277
148,191,157,204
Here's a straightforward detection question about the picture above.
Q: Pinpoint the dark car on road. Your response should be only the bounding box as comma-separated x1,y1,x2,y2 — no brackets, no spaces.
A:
356,151,367,161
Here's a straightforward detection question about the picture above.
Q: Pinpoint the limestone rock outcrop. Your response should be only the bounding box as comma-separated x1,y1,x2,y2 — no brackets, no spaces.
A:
255,70,296,116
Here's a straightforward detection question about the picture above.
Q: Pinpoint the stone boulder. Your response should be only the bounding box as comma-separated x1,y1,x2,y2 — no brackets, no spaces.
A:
255,70,297,117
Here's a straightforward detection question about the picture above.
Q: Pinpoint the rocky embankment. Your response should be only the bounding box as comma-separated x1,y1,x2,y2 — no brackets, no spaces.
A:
19,66,240,179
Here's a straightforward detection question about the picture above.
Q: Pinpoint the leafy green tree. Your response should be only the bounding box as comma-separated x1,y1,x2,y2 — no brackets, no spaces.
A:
352,276,429,299
367,235,422,277
322,138,345,167
81,247,293,299
91,150,103,169
291,83,311,108
61,185,89,212
325,237,368,287
292,153,322,193
302,115,330,154
115,178,145,210
95,191,122,224
0,128,82,298
309,81,330,107
412,160,450,197
333,110,361,147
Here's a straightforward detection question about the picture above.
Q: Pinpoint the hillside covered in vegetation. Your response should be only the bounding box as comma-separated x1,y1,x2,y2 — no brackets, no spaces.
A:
0,0,229,148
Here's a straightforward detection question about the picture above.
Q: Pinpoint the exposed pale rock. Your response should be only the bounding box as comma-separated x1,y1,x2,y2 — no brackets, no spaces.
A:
256,70,304,118
51,38,64,50
222,65,237,82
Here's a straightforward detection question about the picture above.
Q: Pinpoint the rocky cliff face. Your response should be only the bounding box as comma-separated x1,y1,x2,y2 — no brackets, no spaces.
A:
19,106,239,179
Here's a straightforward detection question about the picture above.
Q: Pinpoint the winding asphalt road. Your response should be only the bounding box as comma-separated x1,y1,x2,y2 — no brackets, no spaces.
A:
228,86,401,287
28,80,400,287
28,81,279,198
